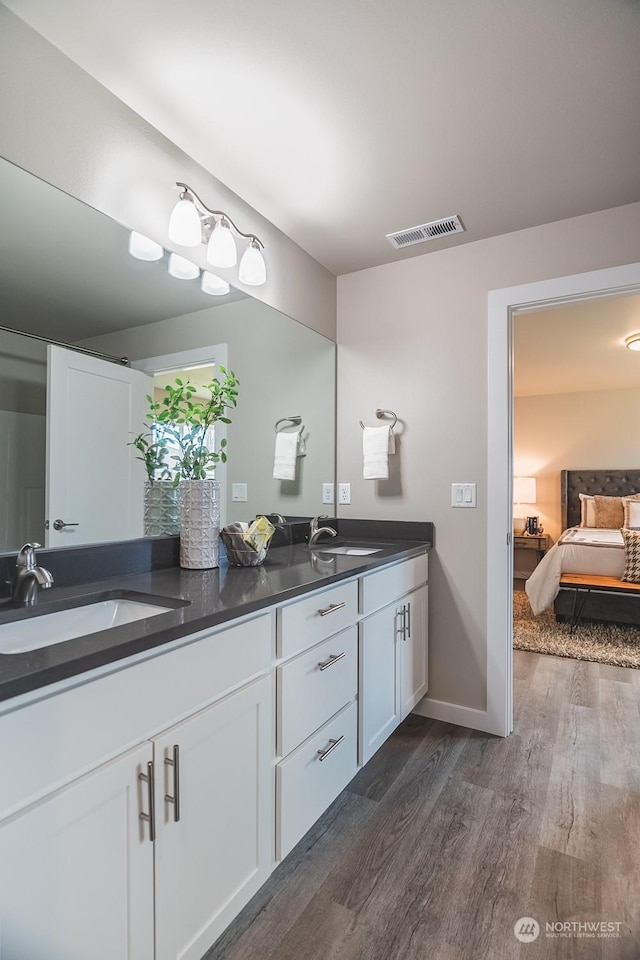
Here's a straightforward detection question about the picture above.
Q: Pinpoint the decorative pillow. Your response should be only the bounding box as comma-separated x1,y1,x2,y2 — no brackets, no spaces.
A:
593,495,625,529
622,529,640,583
623,497,640,530
579,493,595,527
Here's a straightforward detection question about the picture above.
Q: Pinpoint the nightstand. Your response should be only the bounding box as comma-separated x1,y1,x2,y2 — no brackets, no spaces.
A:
513,534,549,579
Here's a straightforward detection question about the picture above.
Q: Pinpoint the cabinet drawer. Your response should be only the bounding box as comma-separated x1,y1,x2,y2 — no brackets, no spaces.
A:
359,554,428,616
277,627,357,757
276,700,357,860
277,581,358,659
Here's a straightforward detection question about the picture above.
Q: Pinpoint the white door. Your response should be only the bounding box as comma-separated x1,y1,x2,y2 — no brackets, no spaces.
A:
0,741,155,960
154,675,273,960
46,345,152,546
359,602,402,765
399,584,429,720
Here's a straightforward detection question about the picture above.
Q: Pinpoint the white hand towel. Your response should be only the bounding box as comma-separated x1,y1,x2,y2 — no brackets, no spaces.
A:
363,425,391,480
273,430,299,480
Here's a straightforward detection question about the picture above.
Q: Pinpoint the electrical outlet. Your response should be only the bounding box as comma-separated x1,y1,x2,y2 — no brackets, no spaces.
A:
338,482,351,505
232,482,248,502
322,482,334,504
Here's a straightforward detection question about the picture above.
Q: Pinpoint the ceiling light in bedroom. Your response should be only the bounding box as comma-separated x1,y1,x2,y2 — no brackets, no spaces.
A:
625,334,640,351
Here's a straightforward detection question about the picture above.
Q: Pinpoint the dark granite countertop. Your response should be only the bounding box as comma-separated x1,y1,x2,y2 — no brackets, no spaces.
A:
0,537,430,704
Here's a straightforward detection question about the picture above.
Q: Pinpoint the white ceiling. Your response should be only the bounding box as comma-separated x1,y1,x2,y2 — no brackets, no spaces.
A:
4,0,640,276
514,293,640,397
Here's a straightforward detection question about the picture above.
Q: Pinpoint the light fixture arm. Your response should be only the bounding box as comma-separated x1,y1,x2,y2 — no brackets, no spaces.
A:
176,182,264,249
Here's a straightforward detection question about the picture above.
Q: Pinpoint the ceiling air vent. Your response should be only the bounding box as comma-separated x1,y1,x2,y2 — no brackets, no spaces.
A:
386,215,465,250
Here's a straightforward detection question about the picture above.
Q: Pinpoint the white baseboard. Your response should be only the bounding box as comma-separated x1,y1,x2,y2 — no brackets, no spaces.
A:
412,695,505,737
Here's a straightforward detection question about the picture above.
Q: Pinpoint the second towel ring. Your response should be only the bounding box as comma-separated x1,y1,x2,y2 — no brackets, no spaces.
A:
359,408,398,431
274,415,302,433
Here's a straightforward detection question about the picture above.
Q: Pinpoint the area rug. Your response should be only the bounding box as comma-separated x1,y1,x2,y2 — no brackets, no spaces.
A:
513,590,640,669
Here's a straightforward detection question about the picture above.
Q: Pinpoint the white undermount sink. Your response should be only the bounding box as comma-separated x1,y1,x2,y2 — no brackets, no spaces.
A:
313,545,382,556
0,597,176,655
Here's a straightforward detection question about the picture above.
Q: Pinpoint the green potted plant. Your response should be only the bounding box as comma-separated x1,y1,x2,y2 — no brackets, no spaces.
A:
130,429,180,537
145,366,239,568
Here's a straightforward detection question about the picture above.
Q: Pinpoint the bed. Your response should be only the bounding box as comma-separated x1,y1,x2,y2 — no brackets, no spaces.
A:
525,469,640,624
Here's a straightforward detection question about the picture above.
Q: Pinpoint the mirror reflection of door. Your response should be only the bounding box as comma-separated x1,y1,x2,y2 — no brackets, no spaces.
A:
46,345,152,547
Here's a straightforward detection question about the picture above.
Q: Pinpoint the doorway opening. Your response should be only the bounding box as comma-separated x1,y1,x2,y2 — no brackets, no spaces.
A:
487,262,640,736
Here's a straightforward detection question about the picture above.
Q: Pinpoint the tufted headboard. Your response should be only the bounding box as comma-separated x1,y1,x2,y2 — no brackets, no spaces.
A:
561,469,640,530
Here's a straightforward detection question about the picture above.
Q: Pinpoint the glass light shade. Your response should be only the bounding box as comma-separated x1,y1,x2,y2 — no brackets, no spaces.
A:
201,271,230,296
206,219,237,268
513,477,536,504
128,231,164,261
168,197,202,247
168,253,199,280
625,334,640,351
238,239,267,286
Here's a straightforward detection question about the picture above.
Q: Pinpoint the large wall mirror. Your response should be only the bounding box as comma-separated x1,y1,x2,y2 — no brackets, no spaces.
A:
0,157,336,553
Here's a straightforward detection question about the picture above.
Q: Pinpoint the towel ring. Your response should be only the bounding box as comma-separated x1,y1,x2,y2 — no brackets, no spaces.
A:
274,415,302,433
359,408,398,431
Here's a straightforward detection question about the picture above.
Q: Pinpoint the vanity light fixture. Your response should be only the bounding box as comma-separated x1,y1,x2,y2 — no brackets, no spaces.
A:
201,271,230,296
168,182,266,285
168,252,200,280
128,231,164,261
625,334,640,352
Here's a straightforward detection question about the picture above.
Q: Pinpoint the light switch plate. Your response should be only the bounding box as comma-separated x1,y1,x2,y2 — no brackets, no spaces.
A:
232,482,248,502
451,482,477,507
322,482,334,504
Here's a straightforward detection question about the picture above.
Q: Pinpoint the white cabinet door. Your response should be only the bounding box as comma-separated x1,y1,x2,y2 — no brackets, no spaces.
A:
154,675,273,960
0,741,154,960
359,602,402,765
399,584,429,720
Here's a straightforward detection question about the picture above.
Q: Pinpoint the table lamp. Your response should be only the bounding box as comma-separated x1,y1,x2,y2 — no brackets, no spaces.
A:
513,477,536,535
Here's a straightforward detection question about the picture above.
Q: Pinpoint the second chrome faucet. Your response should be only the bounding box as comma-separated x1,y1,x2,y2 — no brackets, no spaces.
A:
308,515,337,547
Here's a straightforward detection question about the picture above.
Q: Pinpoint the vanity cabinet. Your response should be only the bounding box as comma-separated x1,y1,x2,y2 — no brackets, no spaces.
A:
359,556,429,764
0,548,429,959
0,741,155,960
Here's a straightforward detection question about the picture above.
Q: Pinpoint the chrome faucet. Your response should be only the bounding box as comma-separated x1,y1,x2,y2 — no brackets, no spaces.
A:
12,543,54,605
308,515,337,547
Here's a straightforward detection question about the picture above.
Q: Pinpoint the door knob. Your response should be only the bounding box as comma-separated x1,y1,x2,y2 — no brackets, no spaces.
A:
53,519,80,531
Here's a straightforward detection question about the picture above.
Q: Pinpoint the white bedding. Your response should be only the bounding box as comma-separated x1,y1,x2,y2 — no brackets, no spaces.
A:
524,527,624,615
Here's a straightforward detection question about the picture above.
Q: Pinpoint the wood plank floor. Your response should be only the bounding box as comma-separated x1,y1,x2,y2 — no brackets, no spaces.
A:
203,651,640,960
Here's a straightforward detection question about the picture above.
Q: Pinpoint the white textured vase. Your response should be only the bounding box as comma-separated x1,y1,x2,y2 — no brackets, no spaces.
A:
179,478,220,569
144,480,181,537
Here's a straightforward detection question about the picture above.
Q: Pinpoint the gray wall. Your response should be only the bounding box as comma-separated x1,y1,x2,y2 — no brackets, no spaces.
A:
84,298,336,522
337,202,640,712
0,6,336,341
0,331,46,416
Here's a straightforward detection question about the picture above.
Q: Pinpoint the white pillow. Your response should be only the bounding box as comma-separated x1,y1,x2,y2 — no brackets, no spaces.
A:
623,497,640,530
579,493,596,528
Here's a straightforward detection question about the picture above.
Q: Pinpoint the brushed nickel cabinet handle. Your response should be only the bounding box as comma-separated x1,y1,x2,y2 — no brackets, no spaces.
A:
138,760,156,842
317,652,346,671
397,605,406,640
318,601,346,617
164,744,181,823
317,735,345,761
406,601,412,639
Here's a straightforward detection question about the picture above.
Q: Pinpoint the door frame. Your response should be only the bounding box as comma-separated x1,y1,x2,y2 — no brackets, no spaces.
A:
487,261,640,737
